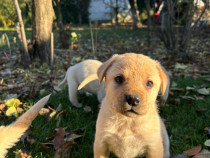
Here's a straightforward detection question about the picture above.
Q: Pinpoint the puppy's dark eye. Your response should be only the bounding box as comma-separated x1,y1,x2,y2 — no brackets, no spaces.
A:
146,80,153,88
115,76,124,84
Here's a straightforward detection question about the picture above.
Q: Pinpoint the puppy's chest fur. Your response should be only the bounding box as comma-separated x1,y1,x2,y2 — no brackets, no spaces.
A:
105,132,146,158
102,116,159,158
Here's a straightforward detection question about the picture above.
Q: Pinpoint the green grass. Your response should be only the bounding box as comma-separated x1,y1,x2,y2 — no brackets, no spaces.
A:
160,77,210,155
1,26,209,157
5,76,210,157
0,26,146,52
7,88,99,158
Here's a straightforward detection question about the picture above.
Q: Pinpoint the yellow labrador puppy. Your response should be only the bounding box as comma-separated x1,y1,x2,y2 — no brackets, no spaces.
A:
94,53,170,158
78,64,170,107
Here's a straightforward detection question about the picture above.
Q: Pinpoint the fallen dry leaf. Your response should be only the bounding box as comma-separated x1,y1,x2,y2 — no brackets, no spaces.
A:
83,106,92,112
40,143,53,149
0,103,5,111
204,78,210,82
52,128,66,150
169,98,181,105
181,96,195,100
175,63,188,69
17,107,24,113
193,149,210,158
15,149,32,158
183,144,202,156
196,108,208,113
197,88,209,95
204,139,210,147
54,141,73,158
39,108,50,115
194,95,205,100
186,86,196,90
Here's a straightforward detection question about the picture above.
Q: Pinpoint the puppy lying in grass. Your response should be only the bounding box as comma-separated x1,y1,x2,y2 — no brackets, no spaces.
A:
0,94,50,157
56,60,105,107
93,53,170,158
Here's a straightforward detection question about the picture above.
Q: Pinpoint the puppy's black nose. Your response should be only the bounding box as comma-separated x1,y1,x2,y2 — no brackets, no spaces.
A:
125,94,140,106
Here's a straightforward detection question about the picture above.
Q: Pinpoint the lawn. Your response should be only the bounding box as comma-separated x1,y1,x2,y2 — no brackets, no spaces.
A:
0,26,210,157
5,77,210,158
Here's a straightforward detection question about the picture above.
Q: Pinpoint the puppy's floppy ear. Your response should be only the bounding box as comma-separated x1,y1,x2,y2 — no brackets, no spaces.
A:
156,63,168,96
97,54,118,83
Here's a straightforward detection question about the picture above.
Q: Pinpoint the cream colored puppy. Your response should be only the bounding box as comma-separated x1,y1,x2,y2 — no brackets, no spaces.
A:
0,94,50,157
56,60,105,107
94,53,170,158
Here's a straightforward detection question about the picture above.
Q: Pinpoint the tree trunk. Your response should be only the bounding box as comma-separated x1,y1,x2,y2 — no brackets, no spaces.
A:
54,0,71,49
144,0,152,47
114,0,119,25
128,0,141,29
159,0,177,52
13,0,31,66
32,0,54,64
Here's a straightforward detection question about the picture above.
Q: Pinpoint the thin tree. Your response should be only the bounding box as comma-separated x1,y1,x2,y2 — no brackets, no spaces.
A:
128,0,141,29
53,0,70,49
13,0,31,66
159,0,208,57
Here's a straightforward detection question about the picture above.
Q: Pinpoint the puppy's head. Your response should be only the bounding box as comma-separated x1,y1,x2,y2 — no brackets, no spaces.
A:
98,53,167,117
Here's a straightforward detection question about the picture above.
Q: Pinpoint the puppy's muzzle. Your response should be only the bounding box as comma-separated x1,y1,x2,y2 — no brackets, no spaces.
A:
125,94,140,107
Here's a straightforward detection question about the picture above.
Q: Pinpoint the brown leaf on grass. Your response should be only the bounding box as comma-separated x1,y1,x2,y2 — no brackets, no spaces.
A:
196,108,208,113
181,96,195,100
54,141,73,158
39,108,50,115
194,95,205,100
183,144,202,156
0,103,5,112
40,143,53,149
204,78,210,82
193,149,210,158
53,129,84,158
17,107,24,113
52,128,67,150
169,98,181,105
